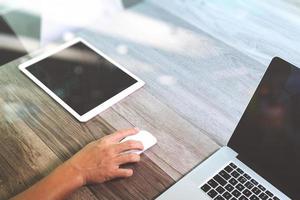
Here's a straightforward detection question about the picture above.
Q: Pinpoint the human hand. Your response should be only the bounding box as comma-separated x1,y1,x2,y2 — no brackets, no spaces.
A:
65,128,144,185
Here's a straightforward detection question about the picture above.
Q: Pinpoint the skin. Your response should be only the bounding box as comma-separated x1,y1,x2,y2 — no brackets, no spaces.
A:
12,128,144,200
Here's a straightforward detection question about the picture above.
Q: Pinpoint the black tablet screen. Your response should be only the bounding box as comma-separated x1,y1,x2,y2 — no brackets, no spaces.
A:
27,41,137,115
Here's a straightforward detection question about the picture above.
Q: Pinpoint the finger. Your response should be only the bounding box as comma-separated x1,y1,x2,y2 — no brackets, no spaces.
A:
115,153,141,165
108,128,139,142
114,168,134,178
115,140,144,153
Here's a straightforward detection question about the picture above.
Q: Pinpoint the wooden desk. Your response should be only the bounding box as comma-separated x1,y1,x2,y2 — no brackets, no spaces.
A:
1,0,297,199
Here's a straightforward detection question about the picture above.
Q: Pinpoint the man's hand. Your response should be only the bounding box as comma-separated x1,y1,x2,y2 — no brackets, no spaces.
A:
66,128,144,185
12,128,143,200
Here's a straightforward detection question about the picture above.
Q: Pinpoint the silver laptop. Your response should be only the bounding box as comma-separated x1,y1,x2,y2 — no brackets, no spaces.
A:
157,57,300,200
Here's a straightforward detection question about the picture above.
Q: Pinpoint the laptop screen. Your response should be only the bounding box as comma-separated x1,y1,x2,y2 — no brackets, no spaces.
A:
228,57,300,199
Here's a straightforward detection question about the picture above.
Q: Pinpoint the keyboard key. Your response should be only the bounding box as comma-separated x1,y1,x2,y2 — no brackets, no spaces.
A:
242,189,251,197
219,170,231,180
239,196,248,200
207,189,218,198
214,174,227,186
249,195,259,200
215,195,225,200
224,165,234,173
232,189,241,198
230,163,237,169
245,181,254,189
266,190,274,197
251,187,261,195
236,183,245,191
236,168,244,174
244,173,251,180
222,191,232,200
231,171,240,178
202,165,273,200
200,184,211,192
250,179,258,185
208,179,218,188
229,178,238,186
216,186,225,194
224,184,234,192
259,193,269,200
258,184,266,191
238,176,247,184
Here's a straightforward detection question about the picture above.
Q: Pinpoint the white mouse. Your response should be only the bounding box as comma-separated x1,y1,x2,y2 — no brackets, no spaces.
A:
120,130,157,154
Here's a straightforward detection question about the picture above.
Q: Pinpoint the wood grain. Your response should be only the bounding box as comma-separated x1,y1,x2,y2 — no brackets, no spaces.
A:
89,155,174,200
80,1,264,145
149,0,300,66
0,61,177,199
1,0,298,199
0,61,99,200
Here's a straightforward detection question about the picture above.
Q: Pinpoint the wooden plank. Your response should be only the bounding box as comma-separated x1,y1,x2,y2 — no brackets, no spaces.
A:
0,1,280,199
0,62,100,200
89,155,174,200
101,89,219,180
99,110,183,180
75,90,219,198
79,1,264,145
0,60,175,199
67,187,99,200
149,0,300,66
0,32,218,198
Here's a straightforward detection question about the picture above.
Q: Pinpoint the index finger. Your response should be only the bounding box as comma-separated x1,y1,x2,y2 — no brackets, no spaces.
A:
108,128,139,142
114,140,144,153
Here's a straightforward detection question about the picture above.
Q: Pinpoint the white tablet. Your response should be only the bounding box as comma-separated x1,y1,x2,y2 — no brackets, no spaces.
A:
19,38,144,122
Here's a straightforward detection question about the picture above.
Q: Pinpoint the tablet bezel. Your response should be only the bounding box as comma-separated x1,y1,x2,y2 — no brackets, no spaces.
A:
19,38,145,122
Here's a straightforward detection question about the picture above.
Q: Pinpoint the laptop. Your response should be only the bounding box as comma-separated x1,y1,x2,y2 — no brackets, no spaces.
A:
157,57,300,200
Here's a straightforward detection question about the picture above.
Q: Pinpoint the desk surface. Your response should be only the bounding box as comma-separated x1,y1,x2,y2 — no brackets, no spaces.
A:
0,1,299,199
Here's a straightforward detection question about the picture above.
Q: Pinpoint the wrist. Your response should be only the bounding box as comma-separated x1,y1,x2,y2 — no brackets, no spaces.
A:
58,161,85,189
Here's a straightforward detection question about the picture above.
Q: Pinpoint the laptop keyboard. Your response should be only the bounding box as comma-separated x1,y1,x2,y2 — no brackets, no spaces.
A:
200,163,280,200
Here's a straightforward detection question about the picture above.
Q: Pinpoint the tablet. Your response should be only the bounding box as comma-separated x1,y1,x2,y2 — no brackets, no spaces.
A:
19,38,144,122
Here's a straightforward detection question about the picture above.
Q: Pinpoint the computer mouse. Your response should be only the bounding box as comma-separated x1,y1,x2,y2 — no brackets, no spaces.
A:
120,130,157,154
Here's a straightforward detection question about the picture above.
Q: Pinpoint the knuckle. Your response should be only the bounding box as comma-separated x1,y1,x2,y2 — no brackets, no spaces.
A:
129,154,140,161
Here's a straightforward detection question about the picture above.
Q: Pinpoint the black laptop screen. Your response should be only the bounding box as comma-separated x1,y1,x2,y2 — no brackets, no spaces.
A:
228,57,300,199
